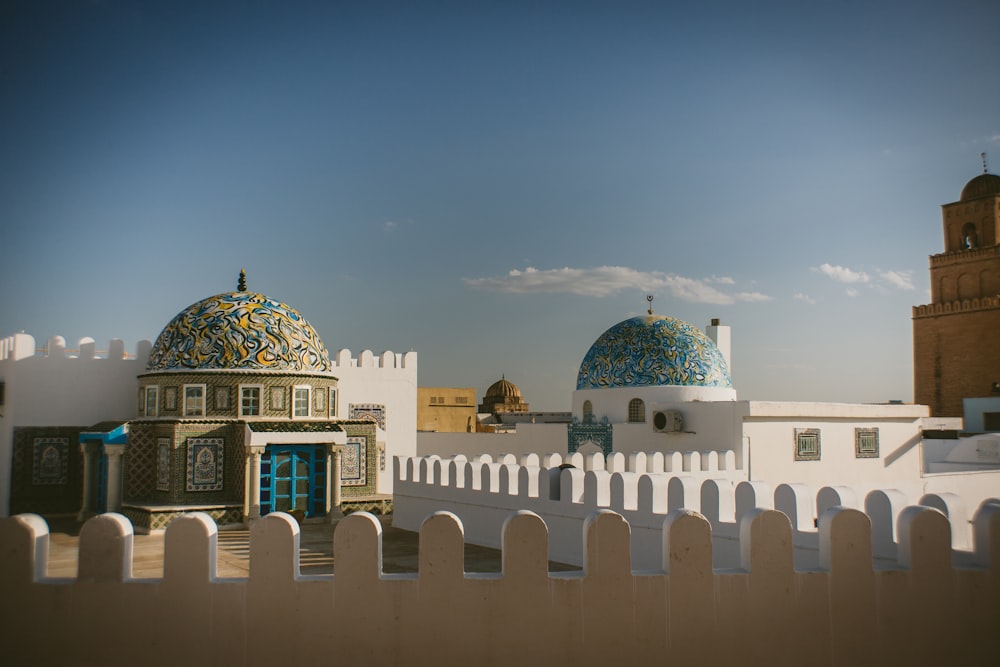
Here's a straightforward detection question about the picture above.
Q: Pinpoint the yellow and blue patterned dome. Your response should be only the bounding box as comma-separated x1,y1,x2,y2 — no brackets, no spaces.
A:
147,291,332,372
577,315,732,390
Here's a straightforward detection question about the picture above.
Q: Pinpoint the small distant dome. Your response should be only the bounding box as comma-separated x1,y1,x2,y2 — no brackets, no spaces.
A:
577,315,732,390
486,377,522,399
960,173,1000,201
147,291,332,372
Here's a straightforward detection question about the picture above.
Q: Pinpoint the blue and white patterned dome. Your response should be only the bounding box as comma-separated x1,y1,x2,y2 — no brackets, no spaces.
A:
576,315,732,390
147,291,332,372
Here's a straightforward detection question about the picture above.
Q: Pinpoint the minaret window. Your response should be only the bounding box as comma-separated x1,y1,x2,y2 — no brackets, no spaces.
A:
962,223,979,249
583,400,593,423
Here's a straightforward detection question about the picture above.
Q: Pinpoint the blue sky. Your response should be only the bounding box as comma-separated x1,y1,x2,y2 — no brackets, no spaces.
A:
2,1,998,410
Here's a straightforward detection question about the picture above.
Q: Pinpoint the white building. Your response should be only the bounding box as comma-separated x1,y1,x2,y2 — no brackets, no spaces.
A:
399,310,1000,564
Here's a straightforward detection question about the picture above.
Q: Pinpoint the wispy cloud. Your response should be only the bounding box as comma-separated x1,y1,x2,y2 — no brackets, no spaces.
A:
382,220,399,232
462,266,772,304
794,293,817,305
813,263,870,284
878,269,915,290
813,262,915,293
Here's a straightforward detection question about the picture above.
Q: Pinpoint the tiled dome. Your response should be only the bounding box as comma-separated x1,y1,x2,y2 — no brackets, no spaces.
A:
147,291,332,372
577,315,731,390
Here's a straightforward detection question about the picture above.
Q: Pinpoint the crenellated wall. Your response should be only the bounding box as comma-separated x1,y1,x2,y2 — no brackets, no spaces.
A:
0,334,152,517
393,453,1000,569
1,508,997,666
328,349,418,494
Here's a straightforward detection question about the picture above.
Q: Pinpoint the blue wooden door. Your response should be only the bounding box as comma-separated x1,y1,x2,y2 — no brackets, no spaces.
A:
260,445,326,517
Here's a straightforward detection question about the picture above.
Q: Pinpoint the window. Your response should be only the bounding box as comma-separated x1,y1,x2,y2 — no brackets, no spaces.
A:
984,412,1000,431
455,396,468,404
329,388,337,417
293,386,311,418
215,387,230,411
183,385,205,417
855,428,879,458
628,398,645,423
164,387,177,411
270,386,286,411
315,388,325,411
144,386,159,417
240,385,262,417
583,400,593,423
962,222,979,249
794,428,821,461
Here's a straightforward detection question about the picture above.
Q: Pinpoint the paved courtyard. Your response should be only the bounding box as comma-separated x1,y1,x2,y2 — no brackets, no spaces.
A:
40,514,579,579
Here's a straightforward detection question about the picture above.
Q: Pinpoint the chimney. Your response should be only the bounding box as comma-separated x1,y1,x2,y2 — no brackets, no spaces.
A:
705,318,732,377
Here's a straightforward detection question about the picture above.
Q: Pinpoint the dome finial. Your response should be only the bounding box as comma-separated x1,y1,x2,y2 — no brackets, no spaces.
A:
983,152,989,175
238,268,247,292
646,294,654,315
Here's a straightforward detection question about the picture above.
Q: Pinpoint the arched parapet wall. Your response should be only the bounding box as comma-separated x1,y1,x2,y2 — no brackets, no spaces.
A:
0,333,152,362
3,507,999,665
393,453,1000,570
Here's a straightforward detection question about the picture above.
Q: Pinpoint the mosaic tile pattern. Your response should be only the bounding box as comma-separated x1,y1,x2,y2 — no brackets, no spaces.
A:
340,422,377,499
350,403,386,429
186,438,225,491
156,439,171,491
567,422,613,455
124,423,158,499
32,438,68,485
122,505,243,532
341,436,366,486
147,291,332,372
576,315,732,390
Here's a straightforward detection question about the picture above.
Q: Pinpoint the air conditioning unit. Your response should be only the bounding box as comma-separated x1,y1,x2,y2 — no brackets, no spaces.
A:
653,410,683,433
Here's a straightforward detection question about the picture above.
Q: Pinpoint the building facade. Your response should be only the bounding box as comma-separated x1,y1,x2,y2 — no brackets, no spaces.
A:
913,170,1000,417
417,387,477,432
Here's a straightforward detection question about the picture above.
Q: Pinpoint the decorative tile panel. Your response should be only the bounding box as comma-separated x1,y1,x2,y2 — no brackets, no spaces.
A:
156,438,171,491
350,403,386,429
341,436,367,486
186,438,225,491
567,423,612,455
32,438,68,485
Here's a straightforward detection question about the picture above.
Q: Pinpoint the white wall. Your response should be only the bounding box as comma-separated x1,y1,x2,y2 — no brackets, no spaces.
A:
573,385,737,424
331,349,417,495
418,424,567,458
0,334,151,517
609,401,747,458
741,401,927,498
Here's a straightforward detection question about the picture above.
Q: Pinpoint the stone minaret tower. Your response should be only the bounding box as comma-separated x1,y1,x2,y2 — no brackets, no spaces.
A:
913,162,1000,417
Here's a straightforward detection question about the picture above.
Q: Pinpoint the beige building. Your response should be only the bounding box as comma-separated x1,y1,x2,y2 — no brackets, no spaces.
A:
913,169,1000,417
417,387,476,432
